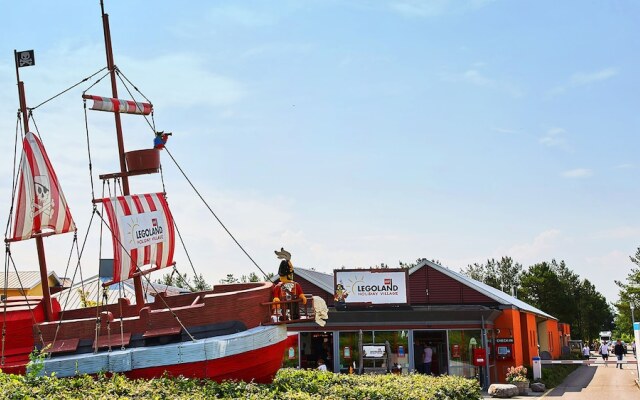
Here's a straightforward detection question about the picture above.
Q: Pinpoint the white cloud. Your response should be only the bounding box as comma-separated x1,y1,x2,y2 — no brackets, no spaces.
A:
594,227,640,240
614,163,634,169
502,229,563,264
562,168,592,178
388,0,496,17
549,67,619,95
539,127,566,147
441,67,524,97
492,127,520,135
570,68,619,86
206,5,280,27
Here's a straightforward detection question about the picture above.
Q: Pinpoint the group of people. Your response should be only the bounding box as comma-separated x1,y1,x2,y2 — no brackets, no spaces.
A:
596,340,627,369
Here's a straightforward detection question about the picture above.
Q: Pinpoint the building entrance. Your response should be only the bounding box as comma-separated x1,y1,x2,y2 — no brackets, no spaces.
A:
414,330,448,375
300,332,334,371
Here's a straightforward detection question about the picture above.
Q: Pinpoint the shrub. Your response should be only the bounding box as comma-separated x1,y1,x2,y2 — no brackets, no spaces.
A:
0,368,482,400
539,365,579,388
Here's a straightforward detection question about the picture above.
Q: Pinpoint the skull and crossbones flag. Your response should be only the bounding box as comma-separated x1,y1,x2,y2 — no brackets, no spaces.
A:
9,132,75,241
15,50,35,68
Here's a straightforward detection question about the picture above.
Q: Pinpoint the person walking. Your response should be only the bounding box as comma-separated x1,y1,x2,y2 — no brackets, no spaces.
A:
423,344,433,375
614,339,625,369
599,341,610,366
582,343,590,360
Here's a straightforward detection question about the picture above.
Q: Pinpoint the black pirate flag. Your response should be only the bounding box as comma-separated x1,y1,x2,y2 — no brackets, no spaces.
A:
16,50,35,68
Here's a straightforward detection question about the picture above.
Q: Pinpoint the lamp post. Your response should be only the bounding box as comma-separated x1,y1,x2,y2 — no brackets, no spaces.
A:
631,301,636,325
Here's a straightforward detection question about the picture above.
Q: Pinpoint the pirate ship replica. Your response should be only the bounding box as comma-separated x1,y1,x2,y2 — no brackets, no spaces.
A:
1,2,314,382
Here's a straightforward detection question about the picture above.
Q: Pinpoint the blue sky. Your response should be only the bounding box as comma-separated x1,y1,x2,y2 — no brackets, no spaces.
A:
1,0,638,303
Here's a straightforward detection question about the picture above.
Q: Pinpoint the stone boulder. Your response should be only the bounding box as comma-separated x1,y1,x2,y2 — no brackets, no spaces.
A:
530,382,546,392
488,384,519,398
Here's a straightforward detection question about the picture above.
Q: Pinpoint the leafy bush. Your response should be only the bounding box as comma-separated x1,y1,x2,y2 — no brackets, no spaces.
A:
0,368,481,400
539,365,579,388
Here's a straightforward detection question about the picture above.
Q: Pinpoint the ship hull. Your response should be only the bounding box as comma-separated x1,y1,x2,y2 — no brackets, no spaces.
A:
1,283,290,383
2,325,287,383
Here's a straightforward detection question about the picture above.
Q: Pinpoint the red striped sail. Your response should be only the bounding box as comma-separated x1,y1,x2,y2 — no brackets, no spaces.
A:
101,193,175,285
10,132,75,241
83,94,152,115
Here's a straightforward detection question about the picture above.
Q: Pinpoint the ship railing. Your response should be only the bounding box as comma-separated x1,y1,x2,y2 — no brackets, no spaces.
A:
262,295,315,325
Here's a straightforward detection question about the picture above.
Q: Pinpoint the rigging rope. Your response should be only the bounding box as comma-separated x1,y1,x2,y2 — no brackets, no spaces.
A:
1,245,9,366
115,68,155,132
83,99,97,200
163,147,270,280
4,114,22,239
93,208,196,342
166,202,198,286
31,67,108,110
51,210,97,348
5,250,45,347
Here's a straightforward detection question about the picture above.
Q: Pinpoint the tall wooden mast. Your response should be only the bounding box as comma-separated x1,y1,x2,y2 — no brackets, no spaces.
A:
100,1,146,308
13,51,54,322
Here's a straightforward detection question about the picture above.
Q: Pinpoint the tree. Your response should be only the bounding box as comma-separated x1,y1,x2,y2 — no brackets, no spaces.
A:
574,279,612,342
399,258,429,269
613,246,640,339
192,273,212,291
219,274,239,284
240,272,260,283
460,256,523,296
519,260,612,342
155,271,211,292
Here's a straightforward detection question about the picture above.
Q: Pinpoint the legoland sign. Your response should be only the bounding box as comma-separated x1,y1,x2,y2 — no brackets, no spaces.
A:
334,269,408,304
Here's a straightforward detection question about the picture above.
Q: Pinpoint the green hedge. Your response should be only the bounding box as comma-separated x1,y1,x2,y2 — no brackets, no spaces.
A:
0,369,482,400
539,365,580,388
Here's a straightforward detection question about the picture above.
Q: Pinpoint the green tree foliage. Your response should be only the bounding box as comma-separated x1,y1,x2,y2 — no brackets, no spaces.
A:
613,246,640,338
156,271,212,292
572,279,611,342
461,257,523,296
519,260,612,341
461,257,612,342
219,274,239,284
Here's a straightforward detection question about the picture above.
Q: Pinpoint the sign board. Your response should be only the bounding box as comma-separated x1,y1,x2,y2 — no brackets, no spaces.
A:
362,345,386,358
452,344,460,358
334,269,408,304
495,338,514,344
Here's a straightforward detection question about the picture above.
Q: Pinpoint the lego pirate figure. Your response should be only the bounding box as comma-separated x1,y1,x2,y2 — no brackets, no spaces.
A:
272,248,307,320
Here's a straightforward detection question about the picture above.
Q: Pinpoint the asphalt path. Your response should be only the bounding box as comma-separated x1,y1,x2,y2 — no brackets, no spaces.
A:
484,353,639,399
542,357,639,399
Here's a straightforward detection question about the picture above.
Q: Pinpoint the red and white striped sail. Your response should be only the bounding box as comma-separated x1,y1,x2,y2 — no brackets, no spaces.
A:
83,94,152,115
101,193,175,285
10,132,75,242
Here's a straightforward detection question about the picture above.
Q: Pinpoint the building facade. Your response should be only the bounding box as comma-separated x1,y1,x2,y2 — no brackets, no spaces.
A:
278,260,565,385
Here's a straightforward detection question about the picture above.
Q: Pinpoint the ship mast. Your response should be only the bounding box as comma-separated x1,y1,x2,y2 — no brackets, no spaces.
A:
100,1,146,308
13,51,54,322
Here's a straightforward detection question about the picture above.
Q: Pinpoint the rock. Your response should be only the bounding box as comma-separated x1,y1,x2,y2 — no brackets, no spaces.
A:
530,382,546,392
488,384,519,398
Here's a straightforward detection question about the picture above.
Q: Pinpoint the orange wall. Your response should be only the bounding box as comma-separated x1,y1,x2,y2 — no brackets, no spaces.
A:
519,312,538,364
494,308,525,382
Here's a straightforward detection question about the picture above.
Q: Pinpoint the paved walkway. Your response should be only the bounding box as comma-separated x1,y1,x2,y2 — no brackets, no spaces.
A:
542,363,638,399
483,356,639,399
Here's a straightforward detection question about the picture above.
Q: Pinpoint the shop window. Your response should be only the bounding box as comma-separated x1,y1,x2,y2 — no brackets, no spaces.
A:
447,330,482,379
300,332,334,371
337,330,408,374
